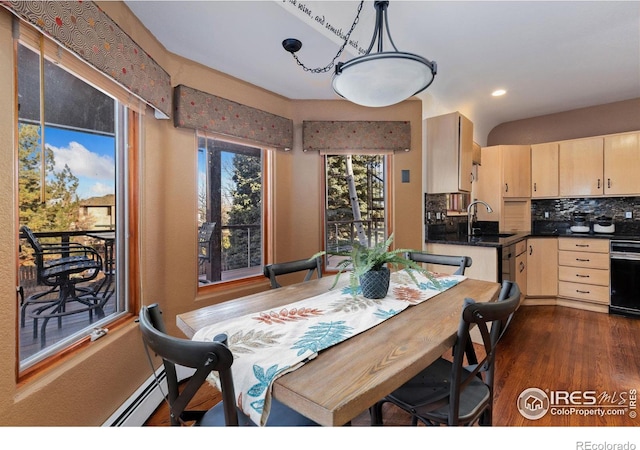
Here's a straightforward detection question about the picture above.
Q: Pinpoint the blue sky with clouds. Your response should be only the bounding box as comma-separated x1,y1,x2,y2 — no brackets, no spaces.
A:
45,126,115,200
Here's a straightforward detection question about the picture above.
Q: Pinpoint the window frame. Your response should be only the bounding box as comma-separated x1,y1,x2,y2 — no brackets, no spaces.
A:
14,24,141,376
321,153,392,272
196,131,272,290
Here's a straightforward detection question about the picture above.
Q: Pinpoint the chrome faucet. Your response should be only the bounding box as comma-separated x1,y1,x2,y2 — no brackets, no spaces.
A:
467,200,493,236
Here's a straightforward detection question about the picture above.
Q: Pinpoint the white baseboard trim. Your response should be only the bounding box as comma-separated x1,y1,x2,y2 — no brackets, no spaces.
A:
103,365,196,427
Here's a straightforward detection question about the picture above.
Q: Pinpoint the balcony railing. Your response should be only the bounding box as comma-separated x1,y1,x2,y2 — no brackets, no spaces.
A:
199,223,262,284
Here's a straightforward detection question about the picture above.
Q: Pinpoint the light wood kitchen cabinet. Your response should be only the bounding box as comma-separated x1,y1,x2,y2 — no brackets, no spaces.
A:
502,145,531,198
531,142,559,198
514,240,527,304
475,145,531,232
559,137,604,197
526,238,558,297
604,131,640,195
472,141,481,165
557,237,609,312
426,112,473,193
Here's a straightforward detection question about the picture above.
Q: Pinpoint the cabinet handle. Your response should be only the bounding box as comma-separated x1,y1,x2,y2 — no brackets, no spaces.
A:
597,178,601,189
533,182,537,192
576,258,590,262
576,274,590,278
608,178,611,188
505,183,509,192
470,173,474,183
519,261,525,273
529,245,533,256
575,244,589,247
576,289,590,294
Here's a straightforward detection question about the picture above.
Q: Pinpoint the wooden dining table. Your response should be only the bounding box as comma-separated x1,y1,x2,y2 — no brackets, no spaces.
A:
176,274,501,426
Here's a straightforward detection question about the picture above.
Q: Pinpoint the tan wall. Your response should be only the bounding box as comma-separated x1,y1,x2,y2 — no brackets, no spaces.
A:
0,2,423,425
487,98,640,145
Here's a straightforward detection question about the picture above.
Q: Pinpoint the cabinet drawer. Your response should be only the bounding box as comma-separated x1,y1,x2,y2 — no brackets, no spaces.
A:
558,238,609,253
558,266,609,286
558,250,610,269
558,281,610,304
515,240,527,256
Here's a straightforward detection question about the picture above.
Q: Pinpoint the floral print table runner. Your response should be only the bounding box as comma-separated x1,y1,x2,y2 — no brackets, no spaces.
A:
192,270,464,426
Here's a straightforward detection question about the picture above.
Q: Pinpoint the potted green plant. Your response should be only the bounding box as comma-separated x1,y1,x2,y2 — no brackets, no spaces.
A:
311,233,440,299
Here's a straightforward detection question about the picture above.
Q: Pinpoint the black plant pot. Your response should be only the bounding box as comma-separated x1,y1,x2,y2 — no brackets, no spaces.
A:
359,267,390,299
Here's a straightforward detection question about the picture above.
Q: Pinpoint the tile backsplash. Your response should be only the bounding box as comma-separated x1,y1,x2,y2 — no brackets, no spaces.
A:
425,194,640,236
532,196,640,235
425,193,468,234
531,197,640,222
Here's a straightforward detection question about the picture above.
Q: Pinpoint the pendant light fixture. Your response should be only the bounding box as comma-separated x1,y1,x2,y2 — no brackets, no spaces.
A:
283,1,437,108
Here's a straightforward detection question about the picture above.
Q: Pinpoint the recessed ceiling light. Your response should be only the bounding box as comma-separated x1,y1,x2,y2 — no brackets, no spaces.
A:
492,89,507,97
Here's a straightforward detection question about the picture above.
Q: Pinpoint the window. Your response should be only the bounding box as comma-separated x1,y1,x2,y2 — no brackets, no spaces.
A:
16,38,134,371
324,154,388,270
197,135,267,285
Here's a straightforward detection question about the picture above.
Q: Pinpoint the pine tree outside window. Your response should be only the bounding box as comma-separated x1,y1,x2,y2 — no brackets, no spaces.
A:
197,136,265,285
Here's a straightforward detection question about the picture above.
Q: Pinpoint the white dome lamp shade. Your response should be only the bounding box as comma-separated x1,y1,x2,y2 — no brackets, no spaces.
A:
332,1,437,107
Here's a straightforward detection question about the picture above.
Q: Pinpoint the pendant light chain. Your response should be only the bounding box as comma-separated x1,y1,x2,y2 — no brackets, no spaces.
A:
289,1,364,74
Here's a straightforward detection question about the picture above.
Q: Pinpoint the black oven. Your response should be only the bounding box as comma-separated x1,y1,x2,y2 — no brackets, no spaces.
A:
610,240,640,317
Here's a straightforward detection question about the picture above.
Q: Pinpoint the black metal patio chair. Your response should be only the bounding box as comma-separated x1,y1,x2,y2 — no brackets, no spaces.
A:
20,225,104,346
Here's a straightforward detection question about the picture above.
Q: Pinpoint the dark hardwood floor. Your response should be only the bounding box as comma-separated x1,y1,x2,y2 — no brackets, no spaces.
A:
144,305,640,427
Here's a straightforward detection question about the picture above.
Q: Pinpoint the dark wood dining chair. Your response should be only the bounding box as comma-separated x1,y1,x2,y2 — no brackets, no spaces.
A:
138,304,318,426
406,252,472,276
263,256,322,288
370,280,520,426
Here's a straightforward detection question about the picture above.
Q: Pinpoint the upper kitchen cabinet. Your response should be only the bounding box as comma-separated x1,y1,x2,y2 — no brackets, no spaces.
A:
426,112,473,193
559,137,604,196
531,142,559,198
604,131,640,195
475,145,531,231
501,145,531,197
477,145,531,199
559,132,640,197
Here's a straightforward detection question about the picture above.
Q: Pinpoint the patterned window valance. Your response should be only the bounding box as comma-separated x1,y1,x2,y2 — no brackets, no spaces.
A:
303,121,411,154
173,84,293,151
2,0,172,117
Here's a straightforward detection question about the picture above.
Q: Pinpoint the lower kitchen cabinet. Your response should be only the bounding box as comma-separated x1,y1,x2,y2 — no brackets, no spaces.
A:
526,238,558,297
514,240,527,305
557,237,609,313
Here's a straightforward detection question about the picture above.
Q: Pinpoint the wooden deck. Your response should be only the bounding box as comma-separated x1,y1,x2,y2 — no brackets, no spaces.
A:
19,276,116,362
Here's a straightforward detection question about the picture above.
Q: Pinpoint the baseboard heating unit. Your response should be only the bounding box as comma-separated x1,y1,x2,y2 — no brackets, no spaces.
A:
102,367,167,426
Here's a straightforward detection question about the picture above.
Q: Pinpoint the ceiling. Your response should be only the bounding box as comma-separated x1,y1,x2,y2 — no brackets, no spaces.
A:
123,1,640,143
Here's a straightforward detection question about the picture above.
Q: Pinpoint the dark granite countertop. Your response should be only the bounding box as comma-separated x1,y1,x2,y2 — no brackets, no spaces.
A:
426,230,640,247
425,232,530,248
